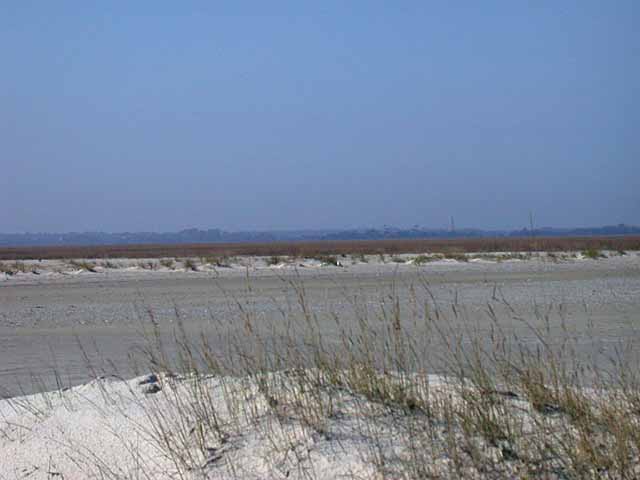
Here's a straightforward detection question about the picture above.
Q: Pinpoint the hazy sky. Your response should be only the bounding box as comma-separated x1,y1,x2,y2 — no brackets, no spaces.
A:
2,2,638,233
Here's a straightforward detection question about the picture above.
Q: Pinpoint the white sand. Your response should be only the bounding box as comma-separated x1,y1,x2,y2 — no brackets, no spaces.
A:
1,250,635,285
0,373,456,480
6,371,635,480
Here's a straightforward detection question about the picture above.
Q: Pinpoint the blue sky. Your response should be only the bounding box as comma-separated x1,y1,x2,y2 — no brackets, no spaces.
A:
1,2,638,232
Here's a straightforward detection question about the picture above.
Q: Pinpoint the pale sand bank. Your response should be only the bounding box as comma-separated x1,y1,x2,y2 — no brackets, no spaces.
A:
1,250,637,285
2,370,637,479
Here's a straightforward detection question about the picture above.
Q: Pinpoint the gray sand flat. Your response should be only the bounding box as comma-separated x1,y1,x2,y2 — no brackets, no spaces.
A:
1,255,639,397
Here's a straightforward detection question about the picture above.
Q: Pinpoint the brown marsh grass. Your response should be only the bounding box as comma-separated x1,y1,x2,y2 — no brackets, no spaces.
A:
1,236,639,260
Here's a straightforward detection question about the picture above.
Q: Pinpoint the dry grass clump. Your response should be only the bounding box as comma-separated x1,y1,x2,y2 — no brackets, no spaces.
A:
101,260,120,269
444,252,468,262
112,276,640,479
202,255,233,268
67,259,97,272
412,254,442,264
9,275,639,479
160,258,176,269
182,258,198,271
266,255,282,266
0,261,32,275
350,253,368,264
583,248,606,260
137,260,159,270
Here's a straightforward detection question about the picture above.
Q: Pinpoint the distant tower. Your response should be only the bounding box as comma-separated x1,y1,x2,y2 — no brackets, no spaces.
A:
528,211,536,252
529,212,535,236
450,216,456,234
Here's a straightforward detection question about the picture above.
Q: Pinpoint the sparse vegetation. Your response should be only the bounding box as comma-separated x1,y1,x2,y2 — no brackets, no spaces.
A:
583,248,606,260
350,253,368,263
312,255,341,266
159,258,175,269
200,255,233,268
121,278,640,477
137,260,159,270
67,259,97,272
266,255,281,266
444,252,468,262
0,261,31,275
3,274,640,479
468,253,503,262
183,258,198,271
412,254,434,264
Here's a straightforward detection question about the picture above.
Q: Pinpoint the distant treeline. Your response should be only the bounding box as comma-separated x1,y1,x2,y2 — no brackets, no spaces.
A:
322,224,640,241
0,224,639,248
